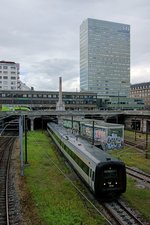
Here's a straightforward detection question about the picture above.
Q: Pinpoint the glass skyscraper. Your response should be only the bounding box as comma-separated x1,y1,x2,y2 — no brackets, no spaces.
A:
80,18,130,98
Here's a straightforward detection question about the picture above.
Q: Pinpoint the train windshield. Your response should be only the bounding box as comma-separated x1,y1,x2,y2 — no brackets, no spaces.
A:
102,168,119,189
103,169,118,180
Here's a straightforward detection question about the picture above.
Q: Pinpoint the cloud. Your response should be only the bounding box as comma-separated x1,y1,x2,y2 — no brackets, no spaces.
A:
131,65,150,84
20,58,79,91
0,0,150,91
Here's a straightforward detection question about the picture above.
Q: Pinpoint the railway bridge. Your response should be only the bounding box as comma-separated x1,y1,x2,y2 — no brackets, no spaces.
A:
0,110,150,133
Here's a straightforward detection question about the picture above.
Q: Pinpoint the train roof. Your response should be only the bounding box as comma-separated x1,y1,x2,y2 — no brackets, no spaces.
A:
82,123,123,129
63,118,124,128
48,123,119,164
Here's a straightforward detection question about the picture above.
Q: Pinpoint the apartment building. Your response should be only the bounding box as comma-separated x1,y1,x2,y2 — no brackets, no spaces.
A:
0,60,21,90
131,82,150,109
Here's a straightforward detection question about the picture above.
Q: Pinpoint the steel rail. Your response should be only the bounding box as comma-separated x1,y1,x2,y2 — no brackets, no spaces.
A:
5,139,14,225
0,137,15,225
103,200,146,225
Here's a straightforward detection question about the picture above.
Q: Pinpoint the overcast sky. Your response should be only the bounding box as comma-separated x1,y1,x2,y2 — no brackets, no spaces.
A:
0,0,150,91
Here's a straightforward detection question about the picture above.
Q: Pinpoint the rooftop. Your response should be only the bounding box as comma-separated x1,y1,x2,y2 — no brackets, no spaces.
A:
0,60,16,64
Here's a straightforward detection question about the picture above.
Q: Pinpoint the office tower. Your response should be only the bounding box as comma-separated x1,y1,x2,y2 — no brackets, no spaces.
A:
0,61,21,90
80,18,130,98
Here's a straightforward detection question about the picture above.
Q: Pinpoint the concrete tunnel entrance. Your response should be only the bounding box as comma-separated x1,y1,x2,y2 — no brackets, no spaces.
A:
26,116,57,131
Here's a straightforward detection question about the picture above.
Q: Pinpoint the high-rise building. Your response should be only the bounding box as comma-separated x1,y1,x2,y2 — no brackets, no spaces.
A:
0,61,20,90
80,18,130,98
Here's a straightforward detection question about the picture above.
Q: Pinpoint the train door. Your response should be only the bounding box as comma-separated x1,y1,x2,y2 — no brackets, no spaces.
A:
89,168,95,190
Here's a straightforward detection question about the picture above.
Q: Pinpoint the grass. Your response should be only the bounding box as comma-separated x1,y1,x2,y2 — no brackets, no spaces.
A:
110,146,150,173
124,130,150,148
123,177,150,221
23,131,106,225
110,146,150,222
23,130,150,224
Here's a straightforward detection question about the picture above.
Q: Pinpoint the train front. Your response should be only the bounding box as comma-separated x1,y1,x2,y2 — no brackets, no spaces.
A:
94,161,126,200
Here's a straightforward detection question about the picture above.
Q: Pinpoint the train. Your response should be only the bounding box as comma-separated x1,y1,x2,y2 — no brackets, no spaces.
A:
63,118,124,151
47,122,126,200
1,104,30,111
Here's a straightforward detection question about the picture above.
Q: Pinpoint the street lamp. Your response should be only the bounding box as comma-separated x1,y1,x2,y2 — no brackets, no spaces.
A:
118,90,120,109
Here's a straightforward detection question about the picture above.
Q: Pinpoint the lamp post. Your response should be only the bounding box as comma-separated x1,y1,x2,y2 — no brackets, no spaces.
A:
24,115,28,164
19,116,24,176
118,90,119,110
134,117,137,141
71,115,73,133
92,120,95,145
145,120,149,159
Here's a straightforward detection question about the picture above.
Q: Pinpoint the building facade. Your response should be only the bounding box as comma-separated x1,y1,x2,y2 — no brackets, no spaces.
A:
80,18,130,98
0,90,97,111
131,82,150,110
0,61,21,90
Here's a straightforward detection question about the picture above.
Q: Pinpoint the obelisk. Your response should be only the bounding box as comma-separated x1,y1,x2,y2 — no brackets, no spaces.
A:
56,77,65,111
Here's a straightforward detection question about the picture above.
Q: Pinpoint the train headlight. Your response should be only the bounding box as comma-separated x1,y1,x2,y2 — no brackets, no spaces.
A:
104,183,106,186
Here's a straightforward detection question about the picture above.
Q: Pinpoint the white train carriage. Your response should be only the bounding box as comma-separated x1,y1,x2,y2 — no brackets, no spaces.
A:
47,122,126,199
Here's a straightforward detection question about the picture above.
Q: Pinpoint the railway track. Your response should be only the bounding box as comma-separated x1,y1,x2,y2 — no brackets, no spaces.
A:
124,139,146,150
0,137,13,224
126,166,150,187
46,152,150,225
103,199,148,225
0,136,20,225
